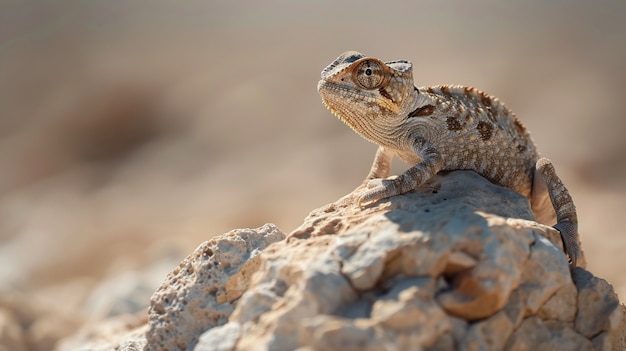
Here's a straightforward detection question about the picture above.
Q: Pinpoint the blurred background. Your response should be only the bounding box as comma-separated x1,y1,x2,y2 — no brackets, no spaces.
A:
1,0,625,349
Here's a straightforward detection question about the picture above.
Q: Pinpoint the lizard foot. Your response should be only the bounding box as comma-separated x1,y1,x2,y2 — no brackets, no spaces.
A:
553,221,580,269
357,178,401,207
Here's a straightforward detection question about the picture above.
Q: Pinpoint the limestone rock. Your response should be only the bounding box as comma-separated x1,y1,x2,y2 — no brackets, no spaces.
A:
504,316,595,351
145,223,285,351
56,171,626,350
216,171,622,350
574,268,624,341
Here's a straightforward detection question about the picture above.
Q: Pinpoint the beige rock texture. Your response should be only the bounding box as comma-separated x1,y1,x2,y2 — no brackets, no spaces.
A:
145,224,285,350
56,224,285,351
55,170,625,350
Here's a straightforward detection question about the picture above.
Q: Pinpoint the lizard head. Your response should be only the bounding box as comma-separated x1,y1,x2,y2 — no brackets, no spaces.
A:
317,51,416,143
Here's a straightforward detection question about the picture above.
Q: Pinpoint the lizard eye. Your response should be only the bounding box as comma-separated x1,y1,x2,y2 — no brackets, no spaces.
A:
353,59,386,89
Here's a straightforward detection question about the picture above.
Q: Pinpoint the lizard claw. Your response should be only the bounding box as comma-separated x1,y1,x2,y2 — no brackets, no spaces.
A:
357,194,380,208
358,178,400,208
358,174,417,208
356,178,388,208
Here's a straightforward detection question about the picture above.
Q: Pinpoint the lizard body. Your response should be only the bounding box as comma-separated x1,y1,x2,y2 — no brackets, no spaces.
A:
317,51,581,268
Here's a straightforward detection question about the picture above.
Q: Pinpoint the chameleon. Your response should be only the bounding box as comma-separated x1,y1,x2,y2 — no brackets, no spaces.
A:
316,51,581,268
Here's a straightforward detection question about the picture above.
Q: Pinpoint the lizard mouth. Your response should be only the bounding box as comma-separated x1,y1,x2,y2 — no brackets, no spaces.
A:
317,80,351,123
316,79,327,94
318,79,399,117
318,82,346,124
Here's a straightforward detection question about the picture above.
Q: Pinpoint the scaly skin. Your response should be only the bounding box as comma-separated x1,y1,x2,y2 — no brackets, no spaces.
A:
317,51,581,268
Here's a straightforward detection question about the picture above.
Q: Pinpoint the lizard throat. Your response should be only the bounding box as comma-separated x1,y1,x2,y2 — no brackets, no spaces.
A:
321,96,402,148
321,99,360,133
318,79,406,146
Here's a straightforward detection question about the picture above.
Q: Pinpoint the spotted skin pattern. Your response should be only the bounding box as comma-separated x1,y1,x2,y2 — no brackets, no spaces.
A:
317,51,581,268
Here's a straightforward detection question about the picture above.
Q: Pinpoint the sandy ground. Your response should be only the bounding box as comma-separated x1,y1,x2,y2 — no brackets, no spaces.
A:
0,0,625,343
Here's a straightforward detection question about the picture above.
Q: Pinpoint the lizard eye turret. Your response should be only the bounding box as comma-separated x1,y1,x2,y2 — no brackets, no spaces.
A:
353,59,386,90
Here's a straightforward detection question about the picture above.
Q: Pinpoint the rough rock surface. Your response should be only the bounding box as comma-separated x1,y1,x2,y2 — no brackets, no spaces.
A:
55,224,285,351
145,224,285,350
56,171,625,350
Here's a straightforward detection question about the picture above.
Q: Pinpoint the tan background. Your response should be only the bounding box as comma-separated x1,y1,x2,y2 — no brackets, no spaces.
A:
1,0,625,336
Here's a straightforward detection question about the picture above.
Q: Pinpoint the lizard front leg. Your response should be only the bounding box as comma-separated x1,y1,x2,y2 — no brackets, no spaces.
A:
533,157,581,269
359,141,443,206
364,146,394,181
